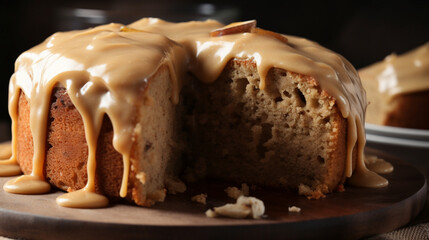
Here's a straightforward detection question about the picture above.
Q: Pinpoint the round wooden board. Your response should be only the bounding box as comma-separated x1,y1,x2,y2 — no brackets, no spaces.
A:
0,148,426,240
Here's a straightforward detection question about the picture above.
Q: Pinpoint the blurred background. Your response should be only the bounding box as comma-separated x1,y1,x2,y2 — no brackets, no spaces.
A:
0,0,428,139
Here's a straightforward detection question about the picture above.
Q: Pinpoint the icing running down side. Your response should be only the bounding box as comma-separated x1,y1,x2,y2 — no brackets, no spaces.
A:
1,18,388,208
129,18,386,187
3,22,187,206
0,142,21,176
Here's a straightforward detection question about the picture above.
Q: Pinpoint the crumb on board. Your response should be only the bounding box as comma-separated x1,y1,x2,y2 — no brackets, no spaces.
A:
288,206,301,213
191,193,207,205
164,176,187,194
224,183,250,199
298,184,326,199
205,196,265,219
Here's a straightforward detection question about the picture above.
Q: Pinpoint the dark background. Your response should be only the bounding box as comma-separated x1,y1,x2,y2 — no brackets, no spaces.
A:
1,0,428,126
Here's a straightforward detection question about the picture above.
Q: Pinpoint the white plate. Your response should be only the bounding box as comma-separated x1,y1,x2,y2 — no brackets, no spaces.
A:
365,123,429,141
366,133,429,149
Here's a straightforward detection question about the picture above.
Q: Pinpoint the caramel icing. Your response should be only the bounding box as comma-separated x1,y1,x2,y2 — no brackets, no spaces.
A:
3,22,186,206
0,141,12,159
359,42,429,100
129,18,382,186
0,141,21,176
56,189,109,208
365,154,394,174
3,175,50,194
0,163,21,177
1,18,388,208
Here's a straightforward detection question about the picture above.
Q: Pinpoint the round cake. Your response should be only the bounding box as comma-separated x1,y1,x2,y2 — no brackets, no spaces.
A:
359,42,429,129
0,18,388,208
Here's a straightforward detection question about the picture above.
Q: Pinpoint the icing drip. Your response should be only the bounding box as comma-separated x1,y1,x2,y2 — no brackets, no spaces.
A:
0,142,21,176
0,142,12,159
2,18,389,208
0,87,22,177
129,18,387,187
3,23,186,207
365,154,394,174
4,72,56,195
0,164,21,177
3,175,51,194
56,189,109,208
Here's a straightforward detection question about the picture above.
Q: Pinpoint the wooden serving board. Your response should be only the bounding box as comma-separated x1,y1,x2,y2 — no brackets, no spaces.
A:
0,148,426,240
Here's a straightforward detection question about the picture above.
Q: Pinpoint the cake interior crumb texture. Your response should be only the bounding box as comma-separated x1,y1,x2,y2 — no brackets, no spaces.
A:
16,57,349,206
185,59,347,197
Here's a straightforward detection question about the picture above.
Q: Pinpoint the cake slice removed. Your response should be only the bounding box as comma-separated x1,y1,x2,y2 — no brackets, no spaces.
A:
186,58,350,199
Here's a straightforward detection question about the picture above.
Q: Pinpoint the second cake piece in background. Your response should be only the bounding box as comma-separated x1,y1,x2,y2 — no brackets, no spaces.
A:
359,42,429,130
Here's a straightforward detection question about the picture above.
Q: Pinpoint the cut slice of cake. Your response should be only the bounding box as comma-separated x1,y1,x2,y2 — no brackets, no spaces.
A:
359,42,429,129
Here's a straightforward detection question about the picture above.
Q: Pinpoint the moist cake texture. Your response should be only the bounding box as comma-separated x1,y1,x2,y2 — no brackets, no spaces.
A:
0,18,389,208
187,59,349,196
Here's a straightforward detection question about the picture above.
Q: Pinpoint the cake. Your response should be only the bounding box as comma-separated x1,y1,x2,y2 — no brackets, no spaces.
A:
359,42,429,129
0,18,389,208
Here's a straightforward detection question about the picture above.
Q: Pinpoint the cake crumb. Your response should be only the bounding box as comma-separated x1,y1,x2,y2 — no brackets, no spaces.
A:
165,176,187,194
191,193,207,205
225,183,250,199
205,209,217,218
225,187,241,199
136,172,146,185
241,183,250,196
288,206,301,213
298,184,326,199
298,184,312,195
205,196,265,219
147,189,166,203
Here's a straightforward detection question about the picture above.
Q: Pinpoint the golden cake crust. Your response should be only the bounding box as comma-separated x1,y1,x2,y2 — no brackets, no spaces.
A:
15,58,356,203
16,64,176,207
17,89,134,200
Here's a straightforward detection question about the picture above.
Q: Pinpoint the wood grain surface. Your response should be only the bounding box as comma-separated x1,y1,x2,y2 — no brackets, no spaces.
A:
0,148,426,240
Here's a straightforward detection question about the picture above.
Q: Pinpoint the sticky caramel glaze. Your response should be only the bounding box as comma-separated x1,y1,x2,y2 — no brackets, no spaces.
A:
130,18,387,187
359,42,429,128
3,18,388,208
365,154,394,175
0,112,22,177
0,142,21,176
359,42,429,101
0,142,12,159
4,22,187,207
